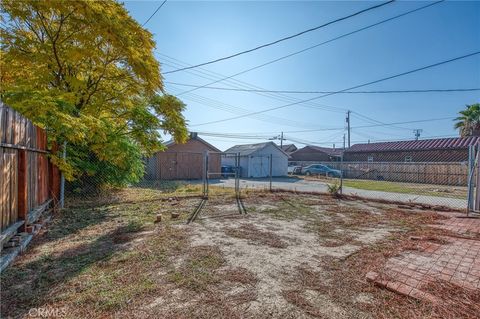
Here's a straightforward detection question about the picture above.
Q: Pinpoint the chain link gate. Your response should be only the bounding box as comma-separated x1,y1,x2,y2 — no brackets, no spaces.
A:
187,151,246,224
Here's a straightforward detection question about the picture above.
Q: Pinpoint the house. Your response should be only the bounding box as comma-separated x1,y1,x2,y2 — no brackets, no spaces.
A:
145,133,221,180
280,144,297,154
343,136,480,163
223,142,289,178
289,146,343,164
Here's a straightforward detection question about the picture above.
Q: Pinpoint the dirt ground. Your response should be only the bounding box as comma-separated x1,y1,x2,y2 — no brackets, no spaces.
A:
1,188,478,318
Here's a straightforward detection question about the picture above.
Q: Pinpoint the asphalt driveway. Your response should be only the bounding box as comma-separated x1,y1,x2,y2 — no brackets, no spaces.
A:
208,177,466,209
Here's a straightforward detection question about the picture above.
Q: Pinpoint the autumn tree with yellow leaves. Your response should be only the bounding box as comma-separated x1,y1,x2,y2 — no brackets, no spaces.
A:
1,0,188,189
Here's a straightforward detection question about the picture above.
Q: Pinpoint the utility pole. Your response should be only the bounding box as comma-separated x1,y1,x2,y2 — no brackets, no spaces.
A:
270,132,286,147
343,133,346,150
413,129,423,141
346,111,351,148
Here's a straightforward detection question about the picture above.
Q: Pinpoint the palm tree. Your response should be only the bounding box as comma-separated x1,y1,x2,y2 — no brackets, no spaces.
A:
454,103,480,137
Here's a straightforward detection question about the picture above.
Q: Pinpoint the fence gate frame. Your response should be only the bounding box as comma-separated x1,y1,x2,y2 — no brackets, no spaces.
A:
467,144,480,215
187,151,245,224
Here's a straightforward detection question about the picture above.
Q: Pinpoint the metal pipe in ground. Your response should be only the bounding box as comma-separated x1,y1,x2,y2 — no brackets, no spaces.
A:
269,154,273,192
467,145,474,213
475,146,480,212
339,151,344,195
202,151,207,198
60,141,66,209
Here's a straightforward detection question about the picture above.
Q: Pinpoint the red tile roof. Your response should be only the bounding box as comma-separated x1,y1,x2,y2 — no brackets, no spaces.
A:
346,136,480,153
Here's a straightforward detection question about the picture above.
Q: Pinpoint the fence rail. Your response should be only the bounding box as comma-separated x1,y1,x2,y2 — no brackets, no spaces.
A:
0,103,60,234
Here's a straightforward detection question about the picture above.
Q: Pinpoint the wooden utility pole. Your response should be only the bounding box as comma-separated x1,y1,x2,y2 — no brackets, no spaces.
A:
413,129,423,141
280,132,284,148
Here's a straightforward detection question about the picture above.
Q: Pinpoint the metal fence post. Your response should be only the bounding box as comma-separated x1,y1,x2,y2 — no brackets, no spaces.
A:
235,153,239,198
59,141,66,209
269,154,273,192
202,151,207,198
340,152,344,195
475,145,480,212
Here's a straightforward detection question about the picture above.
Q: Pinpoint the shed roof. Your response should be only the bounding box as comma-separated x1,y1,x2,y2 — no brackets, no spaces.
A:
225,142,289,156
280,144,297,153
306,146,343,156
165,134,221,152
346,136,480,153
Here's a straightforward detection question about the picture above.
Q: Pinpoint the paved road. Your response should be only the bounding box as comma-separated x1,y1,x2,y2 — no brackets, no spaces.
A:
207,177,466,210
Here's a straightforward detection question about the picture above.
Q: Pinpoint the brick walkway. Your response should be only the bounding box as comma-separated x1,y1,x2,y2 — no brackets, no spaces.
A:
431,215,480,237
366,215,480,302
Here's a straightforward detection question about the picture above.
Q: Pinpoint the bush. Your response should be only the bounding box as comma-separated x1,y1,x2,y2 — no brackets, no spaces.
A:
327,183,342,197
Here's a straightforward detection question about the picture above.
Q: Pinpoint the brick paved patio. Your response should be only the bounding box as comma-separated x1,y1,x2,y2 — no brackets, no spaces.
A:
367,215,480,302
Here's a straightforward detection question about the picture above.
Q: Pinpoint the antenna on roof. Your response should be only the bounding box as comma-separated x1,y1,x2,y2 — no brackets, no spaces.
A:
413,129,423,141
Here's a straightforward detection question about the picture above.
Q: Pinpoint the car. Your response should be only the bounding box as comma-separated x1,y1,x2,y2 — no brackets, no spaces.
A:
288,164,302,174
301,164,341,178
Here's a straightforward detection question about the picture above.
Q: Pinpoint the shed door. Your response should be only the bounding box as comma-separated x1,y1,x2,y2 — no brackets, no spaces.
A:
250,156,270,178
159,153,177,179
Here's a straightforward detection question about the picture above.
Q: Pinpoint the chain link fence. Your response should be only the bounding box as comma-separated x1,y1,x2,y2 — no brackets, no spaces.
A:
63,149,480,212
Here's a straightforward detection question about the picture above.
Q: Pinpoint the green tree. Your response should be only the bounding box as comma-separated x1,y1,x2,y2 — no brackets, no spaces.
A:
1,0,188,187
454,104,480,137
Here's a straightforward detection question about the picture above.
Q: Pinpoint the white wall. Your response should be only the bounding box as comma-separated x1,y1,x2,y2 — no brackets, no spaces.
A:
251,144,288,177
221,144,288,178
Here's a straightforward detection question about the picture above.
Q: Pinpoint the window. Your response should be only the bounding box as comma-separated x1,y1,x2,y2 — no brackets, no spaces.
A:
405,156,413,163
367,156,373,163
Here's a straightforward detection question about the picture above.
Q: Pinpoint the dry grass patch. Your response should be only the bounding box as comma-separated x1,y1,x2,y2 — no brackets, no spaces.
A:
168,245,225,291
222,267,258,286
224,223,289,248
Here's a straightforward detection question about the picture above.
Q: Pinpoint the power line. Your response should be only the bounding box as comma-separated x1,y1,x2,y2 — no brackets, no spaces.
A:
163,0,395,74
142,0,168,27
167,0,443,95
166,81,479,94
190,51,480,127
194,117,455,135
351,112,412,131
284,134,461,146
168,86,320,128
163,56,442,135
198,132,461,147
162,56,346,114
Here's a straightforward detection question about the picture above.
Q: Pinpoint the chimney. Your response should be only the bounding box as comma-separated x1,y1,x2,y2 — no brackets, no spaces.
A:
190,132,198,139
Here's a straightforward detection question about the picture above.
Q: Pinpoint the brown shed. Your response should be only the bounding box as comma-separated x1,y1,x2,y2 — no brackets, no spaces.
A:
145,133,221,180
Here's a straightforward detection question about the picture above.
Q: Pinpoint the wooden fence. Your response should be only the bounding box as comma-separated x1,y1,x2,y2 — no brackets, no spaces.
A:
292,161,468,186
0,103,60,238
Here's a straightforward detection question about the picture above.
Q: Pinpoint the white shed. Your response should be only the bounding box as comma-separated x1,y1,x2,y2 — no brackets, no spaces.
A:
223,142,289,178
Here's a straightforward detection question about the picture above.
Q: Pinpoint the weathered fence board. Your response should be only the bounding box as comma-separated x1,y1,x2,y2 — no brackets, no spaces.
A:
0,103,60,233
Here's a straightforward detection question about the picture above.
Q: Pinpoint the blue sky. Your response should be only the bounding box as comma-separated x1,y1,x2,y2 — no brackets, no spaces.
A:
124,0,480,151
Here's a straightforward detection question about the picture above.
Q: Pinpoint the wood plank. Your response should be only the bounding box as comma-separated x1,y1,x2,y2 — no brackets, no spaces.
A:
4,151,12,230
0,220,24,249
0,148,4,231
0,106,5,143
27,199,52,224
17,150,27,232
